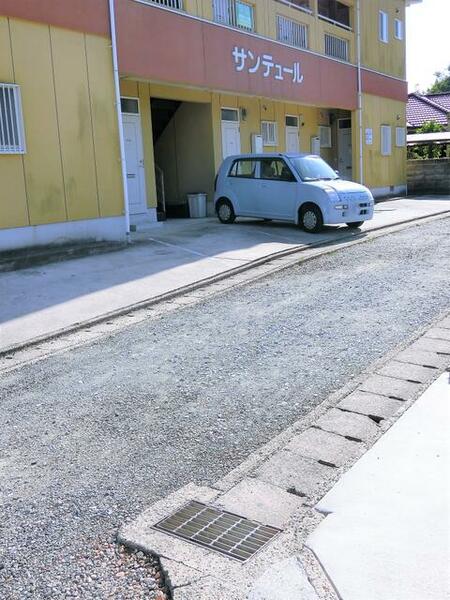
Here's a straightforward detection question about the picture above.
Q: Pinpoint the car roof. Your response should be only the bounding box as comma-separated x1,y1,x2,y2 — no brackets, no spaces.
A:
224,152,316,161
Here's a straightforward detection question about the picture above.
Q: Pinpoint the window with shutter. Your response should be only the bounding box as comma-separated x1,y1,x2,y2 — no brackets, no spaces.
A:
0,83,26,154
379,11,388,43
394,19,403,40
396,127,406,147
319,126,332,148
381,125,392,156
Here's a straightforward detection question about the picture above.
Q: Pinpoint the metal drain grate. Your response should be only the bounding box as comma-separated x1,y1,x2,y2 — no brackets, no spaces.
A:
153,500,281,562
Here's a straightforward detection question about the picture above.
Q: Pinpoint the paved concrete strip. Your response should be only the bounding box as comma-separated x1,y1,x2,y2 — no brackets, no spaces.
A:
307,373,450,600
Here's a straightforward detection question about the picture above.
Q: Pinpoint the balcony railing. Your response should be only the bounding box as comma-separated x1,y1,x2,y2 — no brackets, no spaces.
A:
324,33,349,61
275,0,312,14
142,0,183,9
277,15,308,49
318,0,351,31
212,0,254,31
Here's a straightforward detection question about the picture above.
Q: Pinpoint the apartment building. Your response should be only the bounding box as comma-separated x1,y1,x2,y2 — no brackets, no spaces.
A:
0,0,420,249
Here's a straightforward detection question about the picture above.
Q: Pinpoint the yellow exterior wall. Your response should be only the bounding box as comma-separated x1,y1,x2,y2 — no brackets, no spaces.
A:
361,0,406,79
0,17,29,229
361,93,406,188
0,17,123,231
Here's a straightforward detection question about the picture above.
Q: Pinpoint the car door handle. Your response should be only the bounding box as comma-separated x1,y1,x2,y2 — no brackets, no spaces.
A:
261,183,268,188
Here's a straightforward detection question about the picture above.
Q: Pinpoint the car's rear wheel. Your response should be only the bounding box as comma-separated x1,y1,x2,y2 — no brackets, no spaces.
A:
346,221,364,229
300,204,323,233
216,199,236,224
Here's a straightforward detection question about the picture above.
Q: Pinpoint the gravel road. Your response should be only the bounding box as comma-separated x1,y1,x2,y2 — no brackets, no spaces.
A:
1,218,449,598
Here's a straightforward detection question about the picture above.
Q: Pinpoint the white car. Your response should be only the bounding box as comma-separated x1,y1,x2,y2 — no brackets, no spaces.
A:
214,153,374,233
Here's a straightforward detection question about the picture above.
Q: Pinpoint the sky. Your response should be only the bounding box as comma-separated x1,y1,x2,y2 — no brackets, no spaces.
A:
406,0,450,92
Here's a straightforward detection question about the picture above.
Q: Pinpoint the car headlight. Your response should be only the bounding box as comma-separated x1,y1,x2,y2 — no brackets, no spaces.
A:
323,186,340,203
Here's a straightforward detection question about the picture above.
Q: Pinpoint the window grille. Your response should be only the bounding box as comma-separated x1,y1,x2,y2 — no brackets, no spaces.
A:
213,0,254,31
0,83,26,154
261,121,278,146
143,0,183,9
324,33,349,61
381,125,392,155
277,15,308,49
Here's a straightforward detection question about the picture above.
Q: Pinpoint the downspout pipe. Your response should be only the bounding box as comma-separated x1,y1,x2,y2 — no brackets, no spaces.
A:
356,0,364,185
108,0,131,243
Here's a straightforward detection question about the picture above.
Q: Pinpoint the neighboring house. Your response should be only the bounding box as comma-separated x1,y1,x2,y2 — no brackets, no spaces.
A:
406,92,450,157
0,0,420,251
407,92,450,132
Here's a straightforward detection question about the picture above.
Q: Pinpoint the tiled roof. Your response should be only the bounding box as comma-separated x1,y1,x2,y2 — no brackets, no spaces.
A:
427,92,450,112
407,93,449,128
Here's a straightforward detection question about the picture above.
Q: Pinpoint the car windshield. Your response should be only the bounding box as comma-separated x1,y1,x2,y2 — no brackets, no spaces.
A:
291,156,339,181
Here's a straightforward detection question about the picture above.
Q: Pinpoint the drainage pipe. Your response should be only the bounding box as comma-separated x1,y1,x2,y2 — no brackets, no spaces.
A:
356,0,364,185
108,0,131,243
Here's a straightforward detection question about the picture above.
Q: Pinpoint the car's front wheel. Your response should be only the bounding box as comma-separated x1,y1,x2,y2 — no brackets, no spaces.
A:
300,204,323,233
346,221,364,229
216,199,236,224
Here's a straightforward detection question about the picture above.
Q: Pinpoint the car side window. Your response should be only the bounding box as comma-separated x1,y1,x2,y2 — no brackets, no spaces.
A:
228,159,257,178
259,159,296,182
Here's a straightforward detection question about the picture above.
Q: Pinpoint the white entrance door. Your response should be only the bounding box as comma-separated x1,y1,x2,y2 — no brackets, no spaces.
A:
285,116,300,153
338,119,353,180
122,114,147,215
221,121,241,159
286,126,300,153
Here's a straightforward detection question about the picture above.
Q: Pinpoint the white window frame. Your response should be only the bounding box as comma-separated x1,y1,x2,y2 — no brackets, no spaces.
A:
221,107,240,122
120,96,140,115
381,125,392,156
0,83,26,154
395,126,406,147
394,18,403,40
285,114,299,128
319,125,332,148
261,121,278,146
379,10,388,43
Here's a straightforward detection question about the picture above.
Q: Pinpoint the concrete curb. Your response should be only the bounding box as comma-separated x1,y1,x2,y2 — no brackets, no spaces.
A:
2,209,449,359
117,312,450,600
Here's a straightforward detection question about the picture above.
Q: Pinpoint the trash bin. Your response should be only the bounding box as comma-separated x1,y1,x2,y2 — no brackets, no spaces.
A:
187,193,207,218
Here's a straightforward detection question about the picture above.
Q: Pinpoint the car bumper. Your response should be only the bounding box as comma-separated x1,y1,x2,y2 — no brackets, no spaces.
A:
324,202,374,225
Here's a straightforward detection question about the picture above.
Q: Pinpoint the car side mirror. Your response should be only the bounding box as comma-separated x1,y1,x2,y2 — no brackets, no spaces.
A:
335,170,340,175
